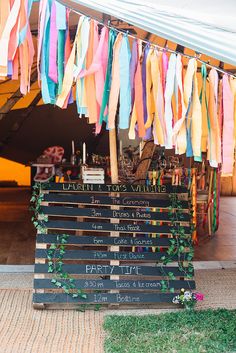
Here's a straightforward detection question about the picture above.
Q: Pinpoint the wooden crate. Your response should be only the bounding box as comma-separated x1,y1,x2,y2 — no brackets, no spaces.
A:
82,168,105,184
33,183,195,309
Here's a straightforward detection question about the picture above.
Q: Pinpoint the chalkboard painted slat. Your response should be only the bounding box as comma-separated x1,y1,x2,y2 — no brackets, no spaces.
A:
40,205,190,222
33,292,177,304
35,264,193,277
34,278,196,290
43,193,189,209
35,249,186,261
36,234,176,247
44,183,187,194
44,220,191,235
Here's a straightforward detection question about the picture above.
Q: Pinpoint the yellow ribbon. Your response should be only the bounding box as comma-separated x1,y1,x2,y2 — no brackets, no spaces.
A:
56,16,84,108
172,54,187,155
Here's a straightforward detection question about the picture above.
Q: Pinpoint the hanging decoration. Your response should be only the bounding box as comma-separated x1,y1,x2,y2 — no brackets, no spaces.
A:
53,9,236,175
1,0,236,176
38,4,236,176
0,0,34,94
37,0,71,104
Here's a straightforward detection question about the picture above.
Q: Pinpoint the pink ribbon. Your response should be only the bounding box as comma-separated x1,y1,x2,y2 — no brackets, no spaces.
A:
162,51,169,91
49,0,58,83
37,0,48,85
78,25,108,134
222,75,234,175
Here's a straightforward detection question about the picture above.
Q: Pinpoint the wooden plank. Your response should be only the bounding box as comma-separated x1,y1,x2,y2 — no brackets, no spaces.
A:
35,249,186,261
34,197,49,296
34,278,196,290
109,197,120,300
40,205,191,222
34,264,192,276
134,141,156,184
33,292,176,304
220,176,233,196
36,234,176,247
44,220,191,234
109,128,120,306
43,193,189,209
44,182,187,194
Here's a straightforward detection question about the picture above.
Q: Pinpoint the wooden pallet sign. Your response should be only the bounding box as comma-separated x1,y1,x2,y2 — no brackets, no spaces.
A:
33,182,195,309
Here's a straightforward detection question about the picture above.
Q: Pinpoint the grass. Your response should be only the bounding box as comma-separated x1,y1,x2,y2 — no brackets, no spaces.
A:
104,309,236,353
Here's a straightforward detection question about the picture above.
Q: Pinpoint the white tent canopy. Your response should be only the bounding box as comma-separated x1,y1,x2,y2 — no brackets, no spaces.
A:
58,0,236,66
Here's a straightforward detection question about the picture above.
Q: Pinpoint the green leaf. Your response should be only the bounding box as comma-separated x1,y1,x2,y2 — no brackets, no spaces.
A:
94,304,101,311
168,272,176,280
77,304,87,312
186,273,193,278
49,244,57,250
169,287,175,293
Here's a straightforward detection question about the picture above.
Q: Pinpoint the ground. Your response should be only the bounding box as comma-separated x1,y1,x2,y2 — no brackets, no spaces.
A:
0,266,235,352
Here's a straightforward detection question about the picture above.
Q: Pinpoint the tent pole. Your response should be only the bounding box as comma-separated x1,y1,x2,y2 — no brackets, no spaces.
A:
109,128,118,184
108,128,120,308
105,13,119,183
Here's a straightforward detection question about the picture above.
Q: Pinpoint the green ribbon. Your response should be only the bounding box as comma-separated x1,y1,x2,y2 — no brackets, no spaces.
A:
195,64,208,162
57,30,65,95
158,171,161,186
99,30,117,125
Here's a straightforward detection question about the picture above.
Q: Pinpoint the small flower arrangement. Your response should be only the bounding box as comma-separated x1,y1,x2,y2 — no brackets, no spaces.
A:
172,289,204,309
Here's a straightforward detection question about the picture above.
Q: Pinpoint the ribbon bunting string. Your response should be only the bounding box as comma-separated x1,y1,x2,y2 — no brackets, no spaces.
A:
1,0,236,175
0,0,34,94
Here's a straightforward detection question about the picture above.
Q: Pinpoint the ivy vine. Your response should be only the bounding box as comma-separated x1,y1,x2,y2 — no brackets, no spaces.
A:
30,182,87,302
158,188,195,293
30,182,47,233
30,182,195,303
47,234,87,300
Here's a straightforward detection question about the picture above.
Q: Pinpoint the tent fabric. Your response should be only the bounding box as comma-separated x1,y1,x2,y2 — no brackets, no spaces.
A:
0,104,109,164
58,0,236,66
